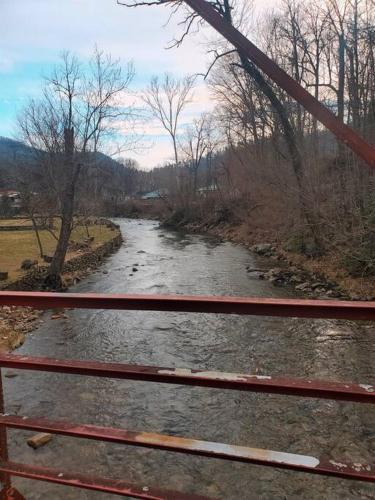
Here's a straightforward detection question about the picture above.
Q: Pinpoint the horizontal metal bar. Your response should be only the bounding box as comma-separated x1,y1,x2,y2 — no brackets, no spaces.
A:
0,461,213,500
1,292,375,320
0,354,373,403
1,415,373,483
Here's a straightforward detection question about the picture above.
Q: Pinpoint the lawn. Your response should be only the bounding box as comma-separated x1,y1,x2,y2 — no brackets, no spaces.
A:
0,218,31,226
0,219,116,282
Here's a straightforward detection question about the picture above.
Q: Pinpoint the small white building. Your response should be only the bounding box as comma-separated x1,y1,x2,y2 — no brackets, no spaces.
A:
0,190,22,210
198,184,218,197
141,189,168,200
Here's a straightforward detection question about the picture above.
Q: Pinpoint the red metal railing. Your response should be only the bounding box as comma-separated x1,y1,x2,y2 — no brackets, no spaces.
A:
0,291,374,499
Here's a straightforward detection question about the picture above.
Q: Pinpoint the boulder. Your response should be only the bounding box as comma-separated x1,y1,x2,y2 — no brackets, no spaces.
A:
250,243,274,256
246,267,267,273
21,259,38,270
295,283,312,291
311,282,327,290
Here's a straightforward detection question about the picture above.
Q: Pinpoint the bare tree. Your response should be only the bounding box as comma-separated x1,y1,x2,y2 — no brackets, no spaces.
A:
181,113,212,196
143,73,195,165
18,49,134,288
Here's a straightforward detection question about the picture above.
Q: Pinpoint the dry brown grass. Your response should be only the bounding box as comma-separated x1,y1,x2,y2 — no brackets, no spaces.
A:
282,250,375,298
0,218,31,226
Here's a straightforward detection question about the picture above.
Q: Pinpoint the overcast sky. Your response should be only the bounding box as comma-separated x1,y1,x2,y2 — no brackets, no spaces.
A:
1,0,279,169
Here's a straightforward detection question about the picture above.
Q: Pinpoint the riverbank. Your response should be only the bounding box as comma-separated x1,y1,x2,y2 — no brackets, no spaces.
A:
162,212,375,301
0,220,123,352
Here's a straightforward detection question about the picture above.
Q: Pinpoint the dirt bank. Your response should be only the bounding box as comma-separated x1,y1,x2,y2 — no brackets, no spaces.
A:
162,213,375,301
0,222,122,352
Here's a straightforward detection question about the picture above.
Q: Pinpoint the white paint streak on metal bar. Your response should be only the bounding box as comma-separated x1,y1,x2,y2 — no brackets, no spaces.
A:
158,368,253,382
133,431,320,468
359,384,374,393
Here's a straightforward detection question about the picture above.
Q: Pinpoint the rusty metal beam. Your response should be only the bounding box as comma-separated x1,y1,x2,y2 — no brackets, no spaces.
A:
0,488,25,500
1,415,374,483
0,354,374,404
0,372,10,491
1,292,375,320
0,461,213,500
183,0,375,167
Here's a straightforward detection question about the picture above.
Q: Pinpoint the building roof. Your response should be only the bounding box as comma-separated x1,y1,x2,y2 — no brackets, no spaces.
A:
0,190,20,198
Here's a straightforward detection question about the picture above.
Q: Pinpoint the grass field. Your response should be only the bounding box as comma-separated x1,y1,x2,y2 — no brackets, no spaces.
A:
0,218,31,226
0,219,116,282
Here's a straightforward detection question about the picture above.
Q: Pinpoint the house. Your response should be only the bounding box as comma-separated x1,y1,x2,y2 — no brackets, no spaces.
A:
140,189,168,200
0,190,22,213
198,184,218,197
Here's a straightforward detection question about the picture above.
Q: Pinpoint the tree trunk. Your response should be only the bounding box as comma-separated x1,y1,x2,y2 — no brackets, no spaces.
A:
193,165,198,198
31,216,44,259
44,128,75,290
337,34,346,162
173,138,179,166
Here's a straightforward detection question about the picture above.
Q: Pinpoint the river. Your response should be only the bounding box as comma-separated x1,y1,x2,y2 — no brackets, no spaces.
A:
4,219,375,499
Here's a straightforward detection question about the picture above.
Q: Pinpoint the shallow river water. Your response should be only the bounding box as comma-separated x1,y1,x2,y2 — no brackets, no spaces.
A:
4,219,375,499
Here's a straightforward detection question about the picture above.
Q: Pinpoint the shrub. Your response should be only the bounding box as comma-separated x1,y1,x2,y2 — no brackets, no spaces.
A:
342,232,375,277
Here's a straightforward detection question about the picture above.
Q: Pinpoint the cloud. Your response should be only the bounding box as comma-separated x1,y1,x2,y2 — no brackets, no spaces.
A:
1,0,278,168
113,80,216,168
2,0,211,75
126,138,175,170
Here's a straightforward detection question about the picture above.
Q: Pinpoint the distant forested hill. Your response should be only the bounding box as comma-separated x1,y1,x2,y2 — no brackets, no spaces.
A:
0,137,38,187
0,136,145,216
0,136,137,191
0,136,35,162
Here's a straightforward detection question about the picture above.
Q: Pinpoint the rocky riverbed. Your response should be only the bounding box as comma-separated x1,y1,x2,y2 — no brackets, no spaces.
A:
248,243,373,301
0,306,43,352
